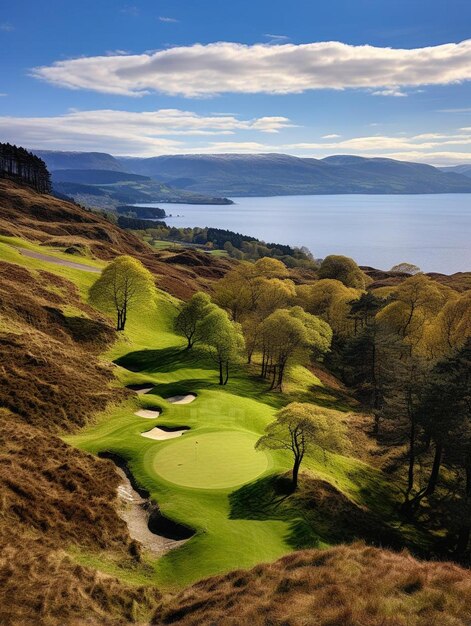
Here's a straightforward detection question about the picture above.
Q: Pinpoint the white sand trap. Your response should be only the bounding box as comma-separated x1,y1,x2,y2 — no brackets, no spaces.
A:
135,409,161,419
134,386,154,395
166,394,196,405
141,427,188,440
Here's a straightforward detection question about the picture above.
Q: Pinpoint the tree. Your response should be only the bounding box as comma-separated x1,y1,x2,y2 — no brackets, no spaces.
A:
256,402,345,490
415,341,471,552
297,279,361,338
174,292,213,349
200,307,245,384
89,256,155,331
348,292,383,335
318,255,367,289
390,262,421,275
259,307,332,391
376,274,445,354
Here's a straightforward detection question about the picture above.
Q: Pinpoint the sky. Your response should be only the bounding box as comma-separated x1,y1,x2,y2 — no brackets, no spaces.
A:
1,0,471,164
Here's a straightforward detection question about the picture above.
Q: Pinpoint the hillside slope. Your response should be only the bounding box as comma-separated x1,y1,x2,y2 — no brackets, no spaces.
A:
157,543,471,626
0,179,233,299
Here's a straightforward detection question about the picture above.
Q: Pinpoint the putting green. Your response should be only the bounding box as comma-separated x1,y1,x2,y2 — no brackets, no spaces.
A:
152,431,271,489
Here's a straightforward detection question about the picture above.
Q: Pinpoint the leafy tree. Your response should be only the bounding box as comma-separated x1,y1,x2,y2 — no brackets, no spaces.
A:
174,292,213,349
376,274,445,353
431,292,471,356
256,402,345,490
259,307,332,391
200,307,245,384
297,279,361,337
318,255,367,289
390,262,421,275
89,256,155,331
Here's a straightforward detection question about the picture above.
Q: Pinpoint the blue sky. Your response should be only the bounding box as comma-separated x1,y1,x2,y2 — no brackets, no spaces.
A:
1,0,471,163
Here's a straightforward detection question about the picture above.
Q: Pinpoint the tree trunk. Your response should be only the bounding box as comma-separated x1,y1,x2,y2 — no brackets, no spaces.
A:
224,361,229,385
291,455,302,491
404,418,416,501
455,453,471,557
218,360,224,385
424,442,442,497
116,309,126,331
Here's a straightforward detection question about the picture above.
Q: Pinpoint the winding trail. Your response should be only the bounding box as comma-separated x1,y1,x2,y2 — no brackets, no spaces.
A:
17,247,101,273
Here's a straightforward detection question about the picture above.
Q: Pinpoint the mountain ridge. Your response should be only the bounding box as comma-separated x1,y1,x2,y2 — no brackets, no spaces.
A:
33,149,471,197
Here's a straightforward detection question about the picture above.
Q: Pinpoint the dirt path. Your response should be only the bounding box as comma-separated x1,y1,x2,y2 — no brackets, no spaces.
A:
116,467,188,554
18,247,101,273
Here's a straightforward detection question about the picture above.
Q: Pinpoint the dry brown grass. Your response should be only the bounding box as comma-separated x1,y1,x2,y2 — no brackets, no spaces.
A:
156,543,471,626
0,260,121,432
0,528,159,626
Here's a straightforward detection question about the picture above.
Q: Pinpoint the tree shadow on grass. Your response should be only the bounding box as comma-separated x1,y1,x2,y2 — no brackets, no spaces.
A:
115,345,288,408
115,346,191,373
229,473,408,552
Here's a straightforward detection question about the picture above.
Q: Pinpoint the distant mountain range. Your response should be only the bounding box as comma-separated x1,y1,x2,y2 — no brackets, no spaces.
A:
33,150,471,200
439,164,471,179
33,152,233,208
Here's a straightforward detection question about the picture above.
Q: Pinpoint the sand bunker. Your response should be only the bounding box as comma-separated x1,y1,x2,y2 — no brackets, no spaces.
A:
141,426,189,441
135,409,161,419
166,394,196,405
127,384,154,395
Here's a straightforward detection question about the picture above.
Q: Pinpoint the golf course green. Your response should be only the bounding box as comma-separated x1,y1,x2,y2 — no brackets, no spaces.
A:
152,431,271,489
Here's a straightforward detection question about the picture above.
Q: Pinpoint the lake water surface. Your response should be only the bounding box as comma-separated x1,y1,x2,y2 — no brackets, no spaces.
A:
141,194,471,273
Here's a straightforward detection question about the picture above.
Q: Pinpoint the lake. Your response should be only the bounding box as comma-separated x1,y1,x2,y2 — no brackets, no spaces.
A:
139,194,471,274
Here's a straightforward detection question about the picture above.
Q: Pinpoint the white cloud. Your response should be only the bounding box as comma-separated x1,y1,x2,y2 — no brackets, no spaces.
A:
31,39,471,97
0,109,293,156
2,105,471,165
159,16,178,23
0,22,14,32
371,87,407,97
264,34,290,43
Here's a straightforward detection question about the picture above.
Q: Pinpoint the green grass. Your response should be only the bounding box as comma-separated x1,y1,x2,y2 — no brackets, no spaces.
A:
152,431,272,489
0,236,402,590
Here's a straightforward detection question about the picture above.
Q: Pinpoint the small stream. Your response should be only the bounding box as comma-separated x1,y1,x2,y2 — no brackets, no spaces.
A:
101,453,194,555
